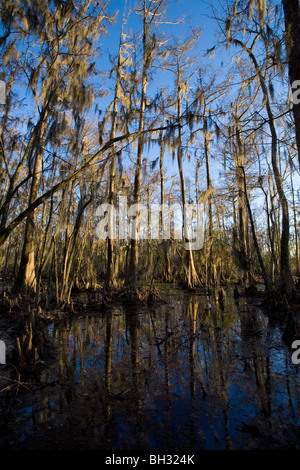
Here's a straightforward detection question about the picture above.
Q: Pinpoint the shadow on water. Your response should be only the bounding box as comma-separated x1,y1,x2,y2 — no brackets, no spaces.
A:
1,287,300,450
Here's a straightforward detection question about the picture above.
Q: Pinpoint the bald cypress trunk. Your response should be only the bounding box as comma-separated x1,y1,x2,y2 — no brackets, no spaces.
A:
282,0,300,169
14,121,46,296
240,165,272,294
203,116,213,287
176,75,200,289
230,37,295,295
159,125,171,282
104,24,124,291
126,3,151,288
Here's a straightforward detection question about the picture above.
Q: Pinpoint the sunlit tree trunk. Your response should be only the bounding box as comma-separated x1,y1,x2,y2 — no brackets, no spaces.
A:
203,114,213,286
35,196,54,304
126,2,152,288
104,24,125,291
234,119,255,288
261,179,278,285
14,120,47,295
60,197,92,303
176,71,200,289
159,125,171,282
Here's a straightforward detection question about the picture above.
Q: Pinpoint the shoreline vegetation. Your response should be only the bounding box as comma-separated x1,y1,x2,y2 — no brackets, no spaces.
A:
0,276,299,375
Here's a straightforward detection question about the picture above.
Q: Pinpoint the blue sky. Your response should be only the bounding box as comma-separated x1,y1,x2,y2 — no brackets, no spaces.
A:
102,0,227,73
104,0,219,50
1,0,296,233
0,0,277,206
96,0,229,195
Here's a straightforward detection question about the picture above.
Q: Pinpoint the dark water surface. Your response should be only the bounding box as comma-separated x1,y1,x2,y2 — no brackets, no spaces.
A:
2,288,300,450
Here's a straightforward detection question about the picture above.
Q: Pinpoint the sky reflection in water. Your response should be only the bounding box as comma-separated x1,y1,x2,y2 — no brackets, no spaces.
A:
4,288,300,450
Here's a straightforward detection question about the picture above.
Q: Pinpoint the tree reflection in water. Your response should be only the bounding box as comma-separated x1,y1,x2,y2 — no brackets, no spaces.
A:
2,288,300,450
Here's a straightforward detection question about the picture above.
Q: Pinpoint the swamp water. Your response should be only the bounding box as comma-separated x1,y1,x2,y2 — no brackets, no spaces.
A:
1,287,300,450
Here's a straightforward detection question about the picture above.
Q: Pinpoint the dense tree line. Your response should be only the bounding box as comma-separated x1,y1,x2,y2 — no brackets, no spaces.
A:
0,0,299,306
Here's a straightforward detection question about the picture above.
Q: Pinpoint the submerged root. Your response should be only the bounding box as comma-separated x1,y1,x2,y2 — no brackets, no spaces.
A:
117,284,148,304
13,308,48,368
146,284,165,304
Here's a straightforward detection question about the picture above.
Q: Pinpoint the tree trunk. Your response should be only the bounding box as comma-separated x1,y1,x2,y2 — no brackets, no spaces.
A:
176,77,200,289
159,126,172,282
104,24,124,291
290,167,299,276
232,38,295,294
240,165,272,294
282,0,300,169
203,116,213,286
35,197,54,305
262,182,278,284
14,121,46,295
234,121,255,287
60,198,92,303
126,6,149,288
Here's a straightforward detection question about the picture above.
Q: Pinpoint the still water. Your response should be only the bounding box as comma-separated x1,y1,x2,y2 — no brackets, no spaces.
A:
2,288,300,450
